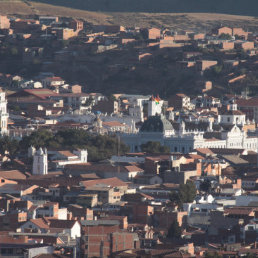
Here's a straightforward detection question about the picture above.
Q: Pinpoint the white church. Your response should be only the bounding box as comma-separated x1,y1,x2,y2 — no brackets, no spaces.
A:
32,147,48,175
121,103,258,153
29,146,88,175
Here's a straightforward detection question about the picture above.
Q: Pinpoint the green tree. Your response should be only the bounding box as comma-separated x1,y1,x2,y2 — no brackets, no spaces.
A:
204,252,222,258
0,136,19,160
200,179,211,193
19,129,129,162
218,33,232,40
213,65,223,75
20,129,55,149
170,180,197,209
167,220,182,239
141,141,170,154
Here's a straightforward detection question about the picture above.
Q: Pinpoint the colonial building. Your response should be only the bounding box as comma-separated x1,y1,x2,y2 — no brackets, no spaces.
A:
121,115,258,153
32,148,48,175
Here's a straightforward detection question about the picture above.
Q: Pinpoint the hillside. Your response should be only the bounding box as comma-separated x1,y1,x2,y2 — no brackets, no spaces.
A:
0,1,257,32
30,0,258,16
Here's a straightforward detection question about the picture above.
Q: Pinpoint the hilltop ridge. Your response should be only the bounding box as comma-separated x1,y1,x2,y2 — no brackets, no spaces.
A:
29,0,258,16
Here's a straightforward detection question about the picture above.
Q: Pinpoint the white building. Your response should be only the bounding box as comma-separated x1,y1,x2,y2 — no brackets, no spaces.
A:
20,219,81,239
0,88,9,135
148,96,164,117
218,103,246,125
121,115,258,153
73,149,88,163
129,105,144,122
32,148,48,175
48,149,88,169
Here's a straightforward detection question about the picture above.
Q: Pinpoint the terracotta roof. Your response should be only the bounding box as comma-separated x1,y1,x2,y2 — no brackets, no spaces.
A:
59,93,89,97
29,218,77,229
45,76,64,81
236,97,258,107
80,177,128,188
30,218,50,229
57,150,77,157
124,165,144,172
0,170,27,180
220,110,244,115
222,155,249,165
79,173,100,179
176,93,187,98
196,148,215,156
10,89,58,100
224,207,257,216
48,219,77,229
65,163,142,174
187,154,204,160
102,121,126,127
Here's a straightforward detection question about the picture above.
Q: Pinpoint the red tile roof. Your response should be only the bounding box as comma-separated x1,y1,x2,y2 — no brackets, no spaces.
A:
236,97,258,107
0,170,27,180
80,177,128,188
29,218,77,229
58,151,77,158
102,121,126,127
23,89,58,100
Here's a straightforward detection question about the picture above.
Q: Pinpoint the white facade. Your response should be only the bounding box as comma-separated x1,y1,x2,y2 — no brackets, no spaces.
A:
32,148,48,175
65,221,81,239
129,105,144,122
73,149,88,163
28,146,36,158
148,99,164,117
0,89,9,135
218,103,246,125
121,117,258,153
20,220,81,239
219,113,246,125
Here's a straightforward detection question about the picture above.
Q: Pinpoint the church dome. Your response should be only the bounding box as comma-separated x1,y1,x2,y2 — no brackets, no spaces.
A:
140,115,174,133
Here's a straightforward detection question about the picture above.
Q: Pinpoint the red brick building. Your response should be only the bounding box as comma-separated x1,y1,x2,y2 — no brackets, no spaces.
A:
142,28,161,40
215,26,232,36
221,42,234,50
235,41,254,50
81,222,139,257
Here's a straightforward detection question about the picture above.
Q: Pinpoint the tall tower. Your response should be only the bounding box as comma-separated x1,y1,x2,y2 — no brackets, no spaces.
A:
0,88,9,135
73,149,88,163
28,146,36,158
32,148,48,175
179,121,186,136
148,95,163,117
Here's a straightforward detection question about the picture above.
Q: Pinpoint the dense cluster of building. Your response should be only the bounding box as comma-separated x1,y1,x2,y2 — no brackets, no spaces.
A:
0,13,257,258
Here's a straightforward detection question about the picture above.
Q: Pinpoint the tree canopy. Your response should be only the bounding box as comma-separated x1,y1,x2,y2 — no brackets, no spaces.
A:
170,180,197,209
19,129,129,162
204,252,222,258
167,220,182,239
218,33,232,40
200,179,211,193
0,136,19,160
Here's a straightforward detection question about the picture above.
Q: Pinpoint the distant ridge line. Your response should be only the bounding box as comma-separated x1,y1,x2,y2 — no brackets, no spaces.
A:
29,0,258,16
